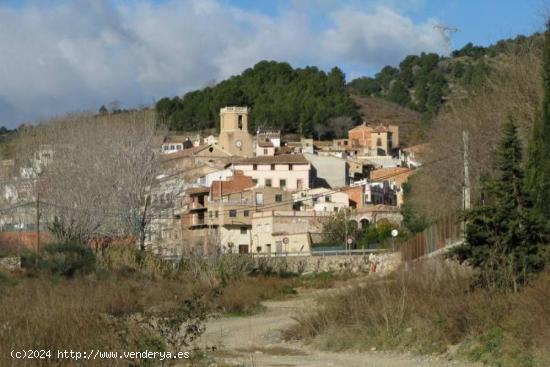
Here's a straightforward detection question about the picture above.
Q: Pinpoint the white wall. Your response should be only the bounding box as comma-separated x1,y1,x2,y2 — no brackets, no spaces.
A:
233,163,310,190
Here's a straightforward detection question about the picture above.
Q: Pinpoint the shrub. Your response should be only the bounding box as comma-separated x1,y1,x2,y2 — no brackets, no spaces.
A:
216,276,297,315
38,242,97,278
285,259,550,364
0,276,201,367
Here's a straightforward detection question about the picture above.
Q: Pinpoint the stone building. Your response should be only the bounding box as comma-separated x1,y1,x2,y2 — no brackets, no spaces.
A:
348,122,399,156
206,176,294,254
231,154,310,191
218,106,254,157
251,210,331,254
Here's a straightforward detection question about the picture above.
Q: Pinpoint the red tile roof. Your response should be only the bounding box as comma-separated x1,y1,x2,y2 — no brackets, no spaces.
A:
233,154,309,165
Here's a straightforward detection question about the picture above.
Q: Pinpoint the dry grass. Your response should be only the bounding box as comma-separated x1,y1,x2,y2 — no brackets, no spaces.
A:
0,274,200,366
285,259,550,366
216,276,297,315
0,246,324,366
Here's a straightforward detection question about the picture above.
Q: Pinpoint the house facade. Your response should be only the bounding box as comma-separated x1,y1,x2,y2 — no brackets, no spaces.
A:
231,154,310,191
293,187,349,212
348,122,400,156
251,210,331,254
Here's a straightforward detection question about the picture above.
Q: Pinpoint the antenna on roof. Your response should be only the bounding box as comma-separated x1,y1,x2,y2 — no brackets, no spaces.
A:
434,23,459,55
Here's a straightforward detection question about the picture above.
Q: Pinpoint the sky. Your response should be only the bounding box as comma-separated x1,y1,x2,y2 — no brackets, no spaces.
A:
0,0,543,127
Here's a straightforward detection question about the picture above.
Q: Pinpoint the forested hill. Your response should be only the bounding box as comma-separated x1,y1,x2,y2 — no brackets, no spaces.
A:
156,33,541,138
156,61,359,137
348,33,543,117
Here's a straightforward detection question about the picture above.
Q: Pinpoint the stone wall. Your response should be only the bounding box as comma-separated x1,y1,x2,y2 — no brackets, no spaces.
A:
0,256,21,271
254,252,400,274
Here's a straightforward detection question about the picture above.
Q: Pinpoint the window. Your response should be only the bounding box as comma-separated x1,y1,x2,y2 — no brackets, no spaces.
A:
297,179,303,189
253,164,258,170
229,209,237,217
377,138,382,146
255,193,264,205
263,149,268,155
209,211,213,218
240,227,247,235
325,195,332,202
215,210,219,218
275,194,283,202
265,179,272,187
289,164,293,170
270,164,275,170
243,210,250,217
280,179,286,188
252,179,258,185
238,115,243,130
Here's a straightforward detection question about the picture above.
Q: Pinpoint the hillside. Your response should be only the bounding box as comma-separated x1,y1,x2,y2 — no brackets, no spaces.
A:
351,94,422,146
156,61,359,138
348,33,543,116
155,33,543,142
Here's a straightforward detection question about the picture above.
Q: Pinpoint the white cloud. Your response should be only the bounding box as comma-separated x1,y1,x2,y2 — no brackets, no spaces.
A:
0,0,445,127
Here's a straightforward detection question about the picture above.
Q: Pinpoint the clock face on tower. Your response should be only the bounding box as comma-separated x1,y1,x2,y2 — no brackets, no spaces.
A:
235,139,243,149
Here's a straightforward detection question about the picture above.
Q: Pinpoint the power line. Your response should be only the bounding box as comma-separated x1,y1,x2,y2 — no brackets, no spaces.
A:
0,155,456,223
152,154,457,221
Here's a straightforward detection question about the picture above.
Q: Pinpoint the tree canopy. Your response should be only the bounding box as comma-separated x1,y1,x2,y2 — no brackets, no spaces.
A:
527,23,550,221
453,118,548,291
156,61,359,137
348,33,542,116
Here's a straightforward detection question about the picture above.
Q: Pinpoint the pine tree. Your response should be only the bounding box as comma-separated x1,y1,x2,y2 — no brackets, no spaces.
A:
527,21,550,220
453,118,548,291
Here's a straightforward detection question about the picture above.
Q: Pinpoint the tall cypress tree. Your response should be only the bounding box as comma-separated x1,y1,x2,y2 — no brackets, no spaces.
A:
527,21,550,220
453,118,548,291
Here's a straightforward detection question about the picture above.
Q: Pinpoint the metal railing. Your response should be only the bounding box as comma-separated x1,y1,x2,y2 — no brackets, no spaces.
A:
242,248,388,257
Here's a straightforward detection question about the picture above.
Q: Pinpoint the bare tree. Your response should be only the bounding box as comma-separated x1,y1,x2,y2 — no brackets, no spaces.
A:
16,111,165,246
412,40,543,219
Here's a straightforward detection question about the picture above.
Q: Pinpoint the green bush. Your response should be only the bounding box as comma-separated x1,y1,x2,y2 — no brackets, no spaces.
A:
39,242,96,278
0,271,16,287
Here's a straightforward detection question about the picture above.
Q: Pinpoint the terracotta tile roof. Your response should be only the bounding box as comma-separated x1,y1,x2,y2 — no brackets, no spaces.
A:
257,141,274,148
211,171,255,197
161,146,202,161
233,154,309,165
349,122,388,133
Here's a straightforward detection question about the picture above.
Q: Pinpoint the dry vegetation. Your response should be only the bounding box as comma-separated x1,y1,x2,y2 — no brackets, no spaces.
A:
285,260,550,367
351,94,423,145
15,111,164,247
0,243,351,366
411,41,543,220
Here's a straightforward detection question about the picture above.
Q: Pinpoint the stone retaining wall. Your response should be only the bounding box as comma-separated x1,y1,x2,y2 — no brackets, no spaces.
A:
0,256,21,271
254,252,400,274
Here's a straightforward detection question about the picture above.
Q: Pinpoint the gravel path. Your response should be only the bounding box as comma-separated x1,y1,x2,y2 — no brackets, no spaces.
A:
195,283,479,367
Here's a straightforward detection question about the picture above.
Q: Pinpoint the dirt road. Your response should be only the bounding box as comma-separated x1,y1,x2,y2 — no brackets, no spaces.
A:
196,285,478,367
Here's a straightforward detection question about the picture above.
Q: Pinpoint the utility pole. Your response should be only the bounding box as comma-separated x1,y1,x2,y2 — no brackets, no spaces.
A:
36,190,40,256
344,209,348,255
463,130,471,210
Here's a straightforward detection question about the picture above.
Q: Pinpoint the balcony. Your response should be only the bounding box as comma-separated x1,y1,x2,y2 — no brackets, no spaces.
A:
189,202,206,211
189,216,206,227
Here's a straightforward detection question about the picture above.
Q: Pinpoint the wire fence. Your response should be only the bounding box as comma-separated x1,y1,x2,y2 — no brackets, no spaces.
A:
400,214,463,262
